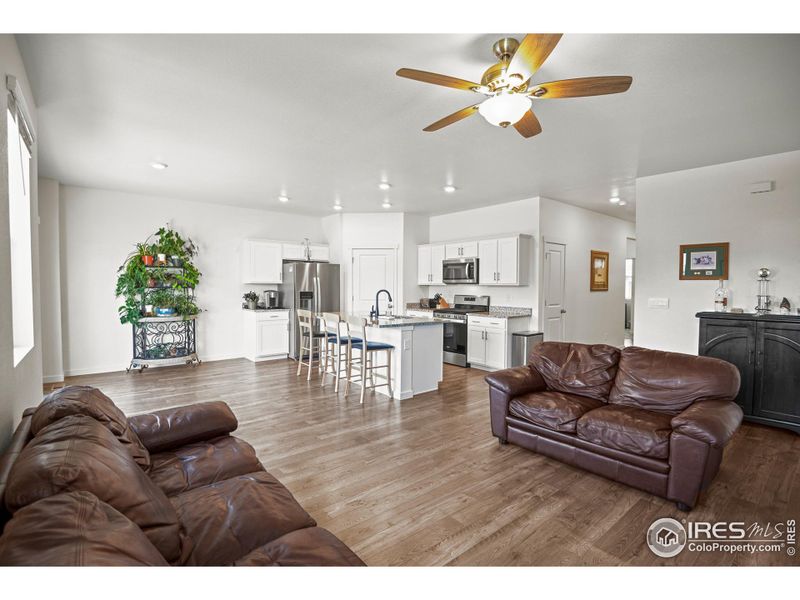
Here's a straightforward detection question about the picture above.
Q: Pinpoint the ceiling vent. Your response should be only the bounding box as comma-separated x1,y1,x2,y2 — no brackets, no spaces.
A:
749,180,774,194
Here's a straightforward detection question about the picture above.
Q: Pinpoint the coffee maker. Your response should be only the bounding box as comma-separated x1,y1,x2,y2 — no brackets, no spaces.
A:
264,290,281,309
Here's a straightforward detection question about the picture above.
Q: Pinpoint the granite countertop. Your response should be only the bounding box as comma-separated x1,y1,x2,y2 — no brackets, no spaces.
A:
404,303,532,319
358,315,446,328
242,307,289,312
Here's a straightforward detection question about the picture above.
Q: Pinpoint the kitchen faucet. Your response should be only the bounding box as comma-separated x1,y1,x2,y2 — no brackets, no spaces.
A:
372,289,393,319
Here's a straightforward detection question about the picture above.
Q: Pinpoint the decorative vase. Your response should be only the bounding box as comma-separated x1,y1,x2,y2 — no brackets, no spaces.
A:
144,304,154,317
142,255,154,266
247,300,257,310
157,253,167,266
155,306,176,317
170,255,183,267
147,277,157,288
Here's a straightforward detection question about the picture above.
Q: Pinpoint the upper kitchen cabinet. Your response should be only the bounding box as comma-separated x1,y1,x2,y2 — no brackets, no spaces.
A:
282,242,330,262
445,241,479,259
478,236,528,285
417,243,445,285
242,240,283,283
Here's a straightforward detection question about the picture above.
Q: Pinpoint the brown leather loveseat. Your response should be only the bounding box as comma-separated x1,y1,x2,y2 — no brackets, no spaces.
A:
0,386,364,566
485,342,743,510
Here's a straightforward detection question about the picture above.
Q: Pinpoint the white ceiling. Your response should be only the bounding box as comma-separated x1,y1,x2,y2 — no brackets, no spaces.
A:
17,34,800,221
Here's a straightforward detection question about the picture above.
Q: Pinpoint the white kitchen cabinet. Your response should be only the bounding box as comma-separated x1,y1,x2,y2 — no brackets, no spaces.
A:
242,240,283,284
497,237,519,285
467,314,529,371
243,310,290,362
417,245,432,285
467,326,486,364
478,236,522,286
445,241,479,259
309,244,330,261
281,243,306,260
417,243,445,285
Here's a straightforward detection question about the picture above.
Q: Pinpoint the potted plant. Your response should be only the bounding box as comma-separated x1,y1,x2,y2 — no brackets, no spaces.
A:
138,243,155,266
150,289,177,317
174,294,200,317
243,291,259,310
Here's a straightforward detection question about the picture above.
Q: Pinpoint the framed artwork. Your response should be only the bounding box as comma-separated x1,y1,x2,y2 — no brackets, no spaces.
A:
590,250,609,291
679,242,729,280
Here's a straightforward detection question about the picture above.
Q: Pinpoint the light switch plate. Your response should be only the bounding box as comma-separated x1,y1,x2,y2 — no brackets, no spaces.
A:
648,298,670,309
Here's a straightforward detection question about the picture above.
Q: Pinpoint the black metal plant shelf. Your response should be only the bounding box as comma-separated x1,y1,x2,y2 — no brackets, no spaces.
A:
127,264,201,373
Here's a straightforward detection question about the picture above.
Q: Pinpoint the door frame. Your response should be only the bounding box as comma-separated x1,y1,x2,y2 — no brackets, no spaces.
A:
347,245,399,315
539,237,567,341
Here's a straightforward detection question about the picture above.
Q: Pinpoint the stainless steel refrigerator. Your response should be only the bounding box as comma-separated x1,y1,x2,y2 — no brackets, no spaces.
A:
279,261,340,359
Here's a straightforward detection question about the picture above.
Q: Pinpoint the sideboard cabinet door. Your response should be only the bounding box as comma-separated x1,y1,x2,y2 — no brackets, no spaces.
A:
698,318,755,414
754,321,800,425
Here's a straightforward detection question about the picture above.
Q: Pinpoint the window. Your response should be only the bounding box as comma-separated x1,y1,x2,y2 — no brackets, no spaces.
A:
7,91,34,366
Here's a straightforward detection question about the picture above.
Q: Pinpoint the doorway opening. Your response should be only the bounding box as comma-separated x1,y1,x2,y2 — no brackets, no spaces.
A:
624,237,636,347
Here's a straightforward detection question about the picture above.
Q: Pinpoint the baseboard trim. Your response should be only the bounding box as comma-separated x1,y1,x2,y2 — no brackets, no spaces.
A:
43,374,65,384
63,353,248,377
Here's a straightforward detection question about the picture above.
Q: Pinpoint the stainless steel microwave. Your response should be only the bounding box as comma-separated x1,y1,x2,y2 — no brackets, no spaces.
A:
442,257,479,284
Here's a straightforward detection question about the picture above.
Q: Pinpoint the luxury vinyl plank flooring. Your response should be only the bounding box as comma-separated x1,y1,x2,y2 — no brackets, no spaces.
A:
50,358,800,566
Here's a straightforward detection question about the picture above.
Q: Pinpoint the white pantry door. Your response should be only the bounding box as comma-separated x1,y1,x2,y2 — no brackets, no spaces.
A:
542,241,566,341
351,248,397,315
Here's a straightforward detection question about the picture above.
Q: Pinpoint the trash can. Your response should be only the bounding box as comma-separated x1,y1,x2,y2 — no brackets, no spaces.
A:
511,331,544,367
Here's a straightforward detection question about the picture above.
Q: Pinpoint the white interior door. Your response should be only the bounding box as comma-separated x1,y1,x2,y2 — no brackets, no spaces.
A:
352,248,396,315
543,241,566,341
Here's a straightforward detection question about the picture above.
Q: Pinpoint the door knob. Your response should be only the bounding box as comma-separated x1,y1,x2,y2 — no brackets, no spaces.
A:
560,309,567,314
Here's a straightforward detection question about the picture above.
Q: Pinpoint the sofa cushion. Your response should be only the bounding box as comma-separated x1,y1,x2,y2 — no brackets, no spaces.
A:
529,342,620,401
148,435,264,497
234,527,366,566
0,491,169,566
31,386,151,470
171,471,316,566
4,415,183,563
609,346,742,414
509,391,604,433
576,405,673,459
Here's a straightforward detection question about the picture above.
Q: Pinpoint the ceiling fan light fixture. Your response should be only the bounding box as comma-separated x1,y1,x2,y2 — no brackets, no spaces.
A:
478,92,531,128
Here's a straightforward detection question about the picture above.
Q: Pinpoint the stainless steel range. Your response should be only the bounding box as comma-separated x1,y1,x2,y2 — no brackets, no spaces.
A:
434,295,490,367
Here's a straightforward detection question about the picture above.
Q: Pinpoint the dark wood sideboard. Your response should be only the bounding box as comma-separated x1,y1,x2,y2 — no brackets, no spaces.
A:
697,312,800,434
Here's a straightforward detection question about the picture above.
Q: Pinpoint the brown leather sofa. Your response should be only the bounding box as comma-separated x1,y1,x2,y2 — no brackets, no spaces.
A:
0,386,364,566
486,342,743,510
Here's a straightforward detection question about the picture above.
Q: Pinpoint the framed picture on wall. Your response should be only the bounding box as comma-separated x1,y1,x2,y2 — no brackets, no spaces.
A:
679,242,729,280
590,250,609,291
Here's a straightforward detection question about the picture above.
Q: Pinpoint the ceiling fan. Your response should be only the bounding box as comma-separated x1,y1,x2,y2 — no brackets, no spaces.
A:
396,34,632,138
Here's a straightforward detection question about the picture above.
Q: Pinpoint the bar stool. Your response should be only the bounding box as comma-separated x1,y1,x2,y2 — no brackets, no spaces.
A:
346,317,394,403
320,312,361,392
296,309,325,381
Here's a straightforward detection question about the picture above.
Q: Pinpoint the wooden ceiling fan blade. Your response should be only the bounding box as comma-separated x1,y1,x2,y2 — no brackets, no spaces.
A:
423,104,480,132
396,68,481,92
506,34,563,85
529,76,633,98
513,109,542,138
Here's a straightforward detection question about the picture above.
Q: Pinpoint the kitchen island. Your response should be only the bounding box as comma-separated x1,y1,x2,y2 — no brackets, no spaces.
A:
350,315,444,400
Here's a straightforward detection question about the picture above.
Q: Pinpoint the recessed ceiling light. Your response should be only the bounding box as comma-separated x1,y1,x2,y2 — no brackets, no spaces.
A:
443,184,457,193
382,201,392,209
378,182,392,191
333,204,343,211
150,161,168,170
618,200,628,206
278,195,289,203
609,197,620,204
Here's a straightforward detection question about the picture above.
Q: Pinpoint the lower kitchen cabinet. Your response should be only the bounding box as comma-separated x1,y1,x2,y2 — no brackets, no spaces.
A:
697,311,800,434
467,315,528,371
243,310,290,362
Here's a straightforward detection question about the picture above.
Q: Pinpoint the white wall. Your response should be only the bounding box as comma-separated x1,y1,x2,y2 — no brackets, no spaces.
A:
635,150,800,354
539,197,635,346
0,35,42,450
58,184,325,376
427,198,540,324
402,213,430,307
39,177,62,382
